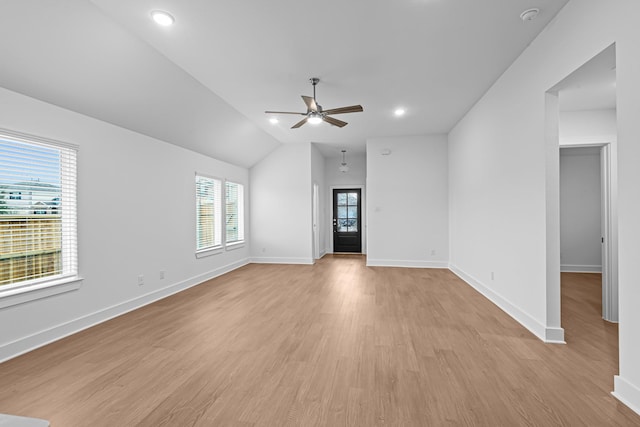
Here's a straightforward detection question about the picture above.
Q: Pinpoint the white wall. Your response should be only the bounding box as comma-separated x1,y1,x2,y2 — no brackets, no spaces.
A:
311,144,327,258
0,87,250,361
366,135,448,268
560,109,617,145
250,143,313,264
448,0,640,413
324,152,366,254
560,147,601,272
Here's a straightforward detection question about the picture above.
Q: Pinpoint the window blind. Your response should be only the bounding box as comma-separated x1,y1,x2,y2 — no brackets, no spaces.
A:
195,174,222,251
0,132,78,288
225,181,244,244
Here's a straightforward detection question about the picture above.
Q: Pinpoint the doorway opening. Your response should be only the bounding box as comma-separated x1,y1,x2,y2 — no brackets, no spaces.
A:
560,144,616,331
546,43,617,345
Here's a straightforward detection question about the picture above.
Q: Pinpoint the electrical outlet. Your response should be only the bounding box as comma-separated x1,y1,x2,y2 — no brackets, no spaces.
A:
491,271,495,281
160,270,165,280
431,250,436,256
138,274,144,286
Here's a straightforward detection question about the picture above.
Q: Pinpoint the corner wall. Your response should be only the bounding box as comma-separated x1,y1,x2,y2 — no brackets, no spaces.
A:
366,135,448,268
448,0,640,414
0,87,250,362
311,144,327,259
250,143,313,264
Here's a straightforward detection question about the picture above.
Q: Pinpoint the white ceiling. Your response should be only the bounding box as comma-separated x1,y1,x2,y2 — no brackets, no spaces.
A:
1,0,570,165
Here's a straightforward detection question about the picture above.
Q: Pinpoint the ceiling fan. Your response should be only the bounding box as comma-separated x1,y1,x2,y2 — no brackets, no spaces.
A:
265,78,363,129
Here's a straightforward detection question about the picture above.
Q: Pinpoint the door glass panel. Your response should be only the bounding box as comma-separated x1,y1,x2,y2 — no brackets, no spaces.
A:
337,206,347,219
335,190,360,234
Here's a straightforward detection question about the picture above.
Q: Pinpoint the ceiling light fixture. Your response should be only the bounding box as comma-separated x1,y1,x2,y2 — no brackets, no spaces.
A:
520,8,540,21
308,112,323,125
269,117,279,124
394,108,406,117
339,150,349,173
151,10,175,26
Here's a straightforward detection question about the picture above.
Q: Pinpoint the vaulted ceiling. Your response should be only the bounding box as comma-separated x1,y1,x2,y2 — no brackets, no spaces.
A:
1,0,571,167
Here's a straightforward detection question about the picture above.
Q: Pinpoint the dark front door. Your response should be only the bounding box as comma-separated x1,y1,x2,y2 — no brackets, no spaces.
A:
333,189,362,253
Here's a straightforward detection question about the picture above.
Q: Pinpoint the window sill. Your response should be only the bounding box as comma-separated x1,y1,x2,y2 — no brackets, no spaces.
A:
195,246,223,259
225,241,245,251
0,276,83,309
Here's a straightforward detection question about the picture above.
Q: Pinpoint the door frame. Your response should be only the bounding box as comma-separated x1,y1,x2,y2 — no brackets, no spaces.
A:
328,185,366,254
559,143,617,322
313,182,320,260
600,143,617,322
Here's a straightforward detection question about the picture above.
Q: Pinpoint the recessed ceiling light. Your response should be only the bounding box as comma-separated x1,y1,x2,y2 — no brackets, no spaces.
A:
269,117,279,124
151,10,175,26
394,108,406,117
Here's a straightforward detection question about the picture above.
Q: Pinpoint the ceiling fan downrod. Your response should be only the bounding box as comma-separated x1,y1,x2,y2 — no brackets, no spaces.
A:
310,77,319,102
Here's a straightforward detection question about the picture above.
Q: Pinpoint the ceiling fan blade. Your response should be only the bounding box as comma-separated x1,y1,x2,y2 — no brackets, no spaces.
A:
265,110,306,115
323,115,348,128
321,105,363,115
301,96,318,111
291,117,308,129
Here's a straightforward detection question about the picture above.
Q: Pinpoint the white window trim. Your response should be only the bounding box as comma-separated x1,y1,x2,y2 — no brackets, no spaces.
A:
194,172,223,256
0,276,83,309
194,174,247,258
225,241,245,251
195,246,223,259
0,128,81,308
224,180,245,246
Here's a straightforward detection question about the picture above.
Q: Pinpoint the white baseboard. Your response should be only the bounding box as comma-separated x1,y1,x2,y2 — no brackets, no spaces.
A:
613,376,640,416
250,257,314,265
366,259,449,268
449,264,565,344
561,264,602,273
0,258,250,364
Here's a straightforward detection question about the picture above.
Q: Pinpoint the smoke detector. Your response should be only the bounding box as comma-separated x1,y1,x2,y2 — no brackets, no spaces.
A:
520,8,540,21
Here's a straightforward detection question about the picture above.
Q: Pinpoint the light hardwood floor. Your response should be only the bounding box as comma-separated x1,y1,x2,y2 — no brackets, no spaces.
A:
1,256,638,426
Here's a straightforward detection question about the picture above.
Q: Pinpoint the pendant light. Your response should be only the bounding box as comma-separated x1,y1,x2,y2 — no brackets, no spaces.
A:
339,150,349,173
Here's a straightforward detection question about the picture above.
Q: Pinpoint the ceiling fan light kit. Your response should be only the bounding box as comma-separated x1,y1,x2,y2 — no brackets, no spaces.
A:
265,78,363,129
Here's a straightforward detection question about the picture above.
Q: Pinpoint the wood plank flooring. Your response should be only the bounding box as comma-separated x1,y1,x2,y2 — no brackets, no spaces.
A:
1,256,639,426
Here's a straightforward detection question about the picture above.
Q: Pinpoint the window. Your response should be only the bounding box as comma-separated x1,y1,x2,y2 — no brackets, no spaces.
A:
195,174,222,254
0,130,78,293
225,181,244,244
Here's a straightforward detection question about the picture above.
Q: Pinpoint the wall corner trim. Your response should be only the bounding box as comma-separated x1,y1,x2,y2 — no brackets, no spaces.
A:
613,376,640,417
0,258,250,364
544,327,565,344
449,264,562,343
